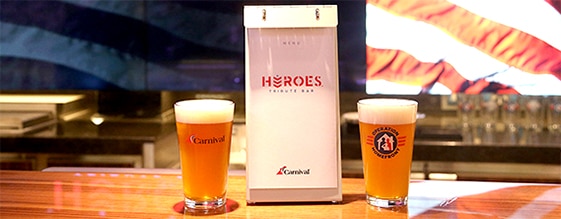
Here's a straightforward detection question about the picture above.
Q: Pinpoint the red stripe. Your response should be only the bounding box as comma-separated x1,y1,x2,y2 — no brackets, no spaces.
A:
367,0,561,79
367,47,519,94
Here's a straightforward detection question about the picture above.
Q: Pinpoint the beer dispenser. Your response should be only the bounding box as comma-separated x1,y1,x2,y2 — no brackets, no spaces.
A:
244,5,342,203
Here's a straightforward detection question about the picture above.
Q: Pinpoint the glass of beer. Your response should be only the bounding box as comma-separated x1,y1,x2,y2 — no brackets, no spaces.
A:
174,99,235,212
357,98,418,208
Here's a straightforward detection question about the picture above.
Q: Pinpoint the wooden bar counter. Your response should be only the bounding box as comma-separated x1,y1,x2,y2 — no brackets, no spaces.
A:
1,168,560,218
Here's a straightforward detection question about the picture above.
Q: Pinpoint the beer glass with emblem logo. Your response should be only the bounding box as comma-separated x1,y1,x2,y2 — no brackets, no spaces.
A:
357,98,417,208
174,99,234,212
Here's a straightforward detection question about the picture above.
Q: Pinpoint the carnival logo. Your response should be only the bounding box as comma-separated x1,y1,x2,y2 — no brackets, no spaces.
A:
189,135,225,144
262,75,322,88
276,165,311,175
366,126,407,159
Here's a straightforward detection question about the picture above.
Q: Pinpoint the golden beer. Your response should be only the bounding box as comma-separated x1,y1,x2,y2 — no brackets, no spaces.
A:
174,99,234,211
357,98,417,208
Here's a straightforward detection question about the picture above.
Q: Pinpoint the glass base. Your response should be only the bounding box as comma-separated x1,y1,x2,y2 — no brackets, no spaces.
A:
184,196,226,212
366,194,407,208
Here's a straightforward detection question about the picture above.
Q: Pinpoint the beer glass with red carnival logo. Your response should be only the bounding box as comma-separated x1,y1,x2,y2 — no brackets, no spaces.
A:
357,98,417,208
174,99,234,213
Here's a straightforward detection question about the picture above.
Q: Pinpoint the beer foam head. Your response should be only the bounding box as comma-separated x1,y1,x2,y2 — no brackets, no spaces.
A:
174,99,234,124
357,98,417,124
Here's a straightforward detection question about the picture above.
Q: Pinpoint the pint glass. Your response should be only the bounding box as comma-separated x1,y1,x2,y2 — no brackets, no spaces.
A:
174,99,234,211
357,98,417,208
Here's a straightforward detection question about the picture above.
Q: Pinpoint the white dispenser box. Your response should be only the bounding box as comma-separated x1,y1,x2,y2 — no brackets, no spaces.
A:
244,5,342,203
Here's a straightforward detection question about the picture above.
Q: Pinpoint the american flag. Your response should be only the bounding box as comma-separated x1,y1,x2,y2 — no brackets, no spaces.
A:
0,1,244,91
366,0,561,95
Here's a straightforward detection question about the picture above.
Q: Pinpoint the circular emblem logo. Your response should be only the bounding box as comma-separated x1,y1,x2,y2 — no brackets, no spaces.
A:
373,132,398,155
